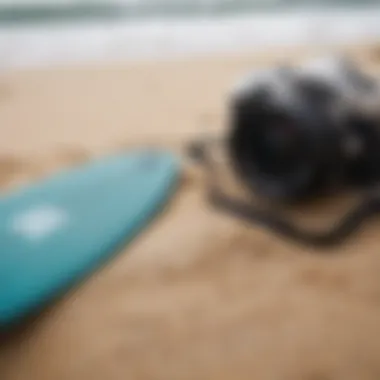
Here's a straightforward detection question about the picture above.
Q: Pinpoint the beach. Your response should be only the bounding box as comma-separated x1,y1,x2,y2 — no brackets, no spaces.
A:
1,41,380,379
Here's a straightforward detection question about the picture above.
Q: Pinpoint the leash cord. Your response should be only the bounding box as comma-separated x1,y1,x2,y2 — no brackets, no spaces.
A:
187,137,380,248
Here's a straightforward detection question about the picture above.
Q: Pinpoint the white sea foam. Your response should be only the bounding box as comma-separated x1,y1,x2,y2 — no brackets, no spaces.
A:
0,6,380,69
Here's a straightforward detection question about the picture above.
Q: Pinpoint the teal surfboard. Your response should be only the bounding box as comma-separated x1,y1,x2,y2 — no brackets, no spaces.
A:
0,150,179,326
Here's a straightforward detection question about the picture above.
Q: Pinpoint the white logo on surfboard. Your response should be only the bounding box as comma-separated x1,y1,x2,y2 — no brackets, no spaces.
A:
10,204,69,241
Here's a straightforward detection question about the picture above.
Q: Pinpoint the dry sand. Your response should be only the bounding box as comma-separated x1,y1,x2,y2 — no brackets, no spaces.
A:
1,44,380,380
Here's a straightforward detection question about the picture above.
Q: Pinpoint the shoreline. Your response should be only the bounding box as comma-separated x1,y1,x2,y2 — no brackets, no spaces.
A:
0,7,380,70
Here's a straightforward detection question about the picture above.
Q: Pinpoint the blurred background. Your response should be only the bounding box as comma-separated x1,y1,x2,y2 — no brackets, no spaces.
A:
3,2,380,380
1,0,380,69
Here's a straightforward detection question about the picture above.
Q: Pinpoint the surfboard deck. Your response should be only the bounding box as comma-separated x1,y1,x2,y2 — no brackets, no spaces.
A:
0,149,180,326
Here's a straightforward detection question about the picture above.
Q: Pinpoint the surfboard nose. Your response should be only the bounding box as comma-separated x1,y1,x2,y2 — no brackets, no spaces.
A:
0,149,180,327
136,150,179,172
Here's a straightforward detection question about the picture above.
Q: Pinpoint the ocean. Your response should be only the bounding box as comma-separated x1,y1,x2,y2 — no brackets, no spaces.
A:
1,1,380,21
0,1,380,69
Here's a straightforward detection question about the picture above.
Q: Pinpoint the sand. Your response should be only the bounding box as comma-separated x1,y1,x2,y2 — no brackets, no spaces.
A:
2,44,380,380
